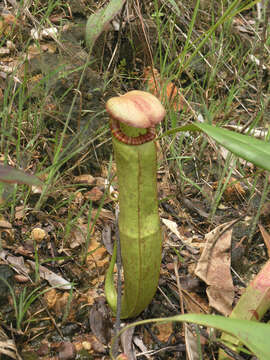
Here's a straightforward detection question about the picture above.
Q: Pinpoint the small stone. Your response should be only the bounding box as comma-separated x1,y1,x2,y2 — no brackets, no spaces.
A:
14,274,29,283
58,342,76,360
36,343,50,356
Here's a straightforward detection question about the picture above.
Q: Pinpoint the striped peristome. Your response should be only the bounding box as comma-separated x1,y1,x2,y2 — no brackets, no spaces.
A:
110,119,156,145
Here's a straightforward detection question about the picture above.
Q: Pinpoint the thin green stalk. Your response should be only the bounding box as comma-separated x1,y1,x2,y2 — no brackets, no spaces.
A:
61,286,74,324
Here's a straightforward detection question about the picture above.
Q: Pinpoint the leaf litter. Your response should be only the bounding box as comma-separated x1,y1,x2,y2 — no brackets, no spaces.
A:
0,0,269,359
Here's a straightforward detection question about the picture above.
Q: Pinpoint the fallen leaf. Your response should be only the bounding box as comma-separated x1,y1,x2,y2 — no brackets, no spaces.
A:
143,67,184,111
185,324,201,360
14,274,29,283
154,322,173,342
41,42,57,54
162,218,196,246
102,223,113,255
0,219,12,228
162,218,181,239
30,27,58,40
86,237,108,270
73,174,95,185
15,205,25,220
68,224,88,249
212,177,245,201
44,288,58,308
57,341,76,360
133,337,151,359
195,222,234,315
0,250,29,276
89,297,112,344
120,327,135,360
85,187,104,202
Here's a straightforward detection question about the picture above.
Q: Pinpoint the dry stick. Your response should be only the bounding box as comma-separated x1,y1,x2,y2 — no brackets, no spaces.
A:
256,0,269,105
134,0,159,94
215,342,245,360
110,1,127,72
174,258,201,359
173,258,184,315
111,207,122,358
10,324,23,360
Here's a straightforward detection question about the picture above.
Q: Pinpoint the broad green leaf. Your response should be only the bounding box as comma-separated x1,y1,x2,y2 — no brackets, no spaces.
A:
0,164,42,186
85,0,126,50
164,123,270,172
111,314,270,360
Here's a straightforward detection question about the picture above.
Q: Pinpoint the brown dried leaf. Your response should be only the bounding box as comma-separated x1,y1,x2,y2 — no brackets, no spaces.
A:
182,291,209,314
154,322,173,342
120,327,135,360
143,67,185,111
102,223,113,255
0,250,29,275
14,274,29,283
41,42,57,53
195,222,234,315
69,224,88,249
85,187,103,202
89,297,112,344
73,174,95,185
0,219,12,228
185,324,200,360
86,237,108,269
58,341,76,360
15,205,25,220
44,288,58,309
212,177,245,201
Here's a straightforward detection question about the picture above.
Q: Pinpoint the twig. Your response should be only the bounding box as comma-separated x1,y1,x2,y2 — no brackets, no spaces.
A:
110,1,127,72
173,258,184,315
111,207,122,357
134,0,159,93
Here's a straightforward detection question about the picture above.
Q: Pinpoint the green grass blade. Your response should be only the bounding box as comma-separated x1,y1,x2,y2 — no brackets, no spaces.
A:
163,123,270,172
174,314,270,360
111,314,270,360
195,123,270,171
